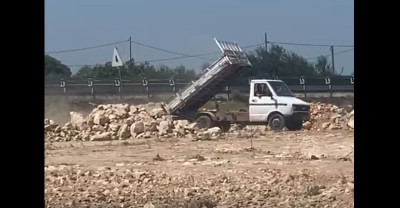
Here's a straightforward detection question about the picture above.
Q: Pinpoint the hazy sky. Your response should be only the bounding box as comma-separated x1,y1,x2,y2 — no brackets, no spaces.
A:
45,0,354,75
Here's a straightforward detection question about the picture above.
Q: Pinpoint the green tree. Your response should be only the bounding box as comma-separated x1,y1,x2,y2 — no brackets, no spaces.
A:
184,69,197,81
73,61,197,82
45,55,72,80
314,55,332,76
73,65,93,79
234,45,317,85
73,60,139,80
279,51,316,77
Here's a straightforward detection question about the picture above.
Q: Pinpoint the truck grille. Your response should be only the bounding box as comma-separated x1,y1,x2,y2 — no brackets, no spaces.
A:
293,104,310,112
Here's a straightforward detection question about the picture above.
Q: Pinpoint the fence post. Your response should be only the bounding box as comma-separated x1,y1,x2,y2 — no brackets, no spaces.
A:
225,85,230,101
142,78,149,98
60,79,66,95
299,76,306,98
114,78,121,100
88,78,95,100
169,78,175,92
325,76,332,98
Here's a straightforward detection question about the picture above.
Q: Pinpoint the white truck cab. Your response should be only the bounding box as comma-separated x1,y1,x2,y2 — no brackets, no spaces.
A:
249,79,311,130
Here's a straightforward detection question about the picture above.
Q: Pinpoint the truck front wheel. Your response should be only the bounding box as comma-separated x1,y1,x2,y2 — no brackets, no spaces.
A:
286,119,303,131
268,113,285,130
196,115,213,129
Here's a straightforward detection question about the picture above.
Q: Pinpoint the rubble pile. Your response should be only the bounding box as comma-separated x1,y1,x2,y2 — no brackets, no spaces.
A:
303,102,354,131
45,102,354,142
45,165,354,207
45,103,223,143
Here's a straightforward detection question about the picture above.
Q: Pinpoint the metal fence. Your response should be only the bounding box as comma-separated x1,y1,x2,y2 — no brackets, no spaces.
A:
45,76,354,98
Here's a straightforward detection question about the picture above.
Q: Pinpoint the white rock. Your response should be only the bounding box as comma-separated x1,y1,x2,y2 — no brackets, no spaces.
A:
144,119,158,132
158,121,171,135
81,132,90,141
114,104,129,112
207,127,221,134
125,117,135,125
143,202,155,208
108,114,117,120
150,107,166,118
347,119,354,129
176,120,190,128
90,132,112,141
44,125,53,131
322,122,331,130
186,122,198,131
118,124,131,139
329,125,342,130
93,112,109,126
129,105,138,114
109,123,120,132
302,121,312,130
130,121,144,134
70,111,85,126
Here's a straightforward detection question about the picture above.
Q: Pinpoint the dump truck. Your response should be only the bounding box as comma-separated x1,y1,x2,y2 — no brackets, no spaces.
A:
161,38,310,131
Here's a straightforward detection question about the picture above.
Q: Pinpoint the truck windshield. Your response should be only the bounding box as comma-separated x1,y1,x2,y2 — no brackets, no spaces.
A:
268,81,294,97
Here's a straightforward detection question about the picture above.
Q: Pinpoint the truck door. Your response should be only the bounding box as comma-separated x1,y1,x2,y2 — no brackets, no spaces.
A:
249,83,275,122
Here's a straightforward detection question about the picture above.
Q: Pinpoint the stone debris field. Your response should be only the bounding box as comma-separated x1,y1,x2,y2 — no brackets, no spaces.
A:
45,101,354,207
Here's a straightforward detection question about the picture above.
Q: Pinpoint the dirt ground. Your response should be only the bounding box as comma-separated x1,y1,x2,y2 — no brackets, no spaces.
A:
45,130,354,207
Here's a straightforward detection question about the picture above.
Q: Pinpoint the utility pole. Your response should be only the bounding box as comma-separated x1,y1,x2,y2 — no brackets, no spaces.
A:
265,32,274,77
117,66,123,101
129,36,132,63
330,45,335,74
112,47,124,100
264,33,268,52
129,36,134,83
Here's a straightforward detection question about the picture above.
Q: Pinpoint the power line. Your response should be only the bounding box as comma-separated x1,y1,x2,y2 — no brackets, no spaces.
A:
334,48,354,55
142,43,264,63
306,54,330,60
67,46,353,67
45,39,129,54
131,40,213,61
144,56,208,63
64,42,263,67
65,42,353,67
242,43,264,49
307,48,354,60
131,40,264,61
268,41,354,48
46,38,353,55
66,64,99,67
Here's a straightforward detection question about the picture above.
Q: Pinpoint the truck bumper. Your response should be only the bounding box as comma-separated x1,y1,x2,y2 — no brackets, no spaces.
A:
285,112,310,121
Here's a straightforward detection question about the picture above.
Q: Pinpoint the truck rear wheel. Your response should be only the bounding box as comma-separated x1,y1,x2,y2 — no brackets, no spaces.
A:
196,115,213,129
268,113,285,130
286,119,303,131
